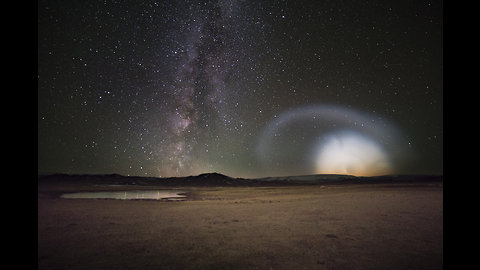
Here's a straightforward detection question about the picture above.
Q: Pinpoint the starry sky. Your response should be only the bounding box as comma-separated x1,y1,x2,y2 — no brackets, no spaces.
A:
38,0,443,178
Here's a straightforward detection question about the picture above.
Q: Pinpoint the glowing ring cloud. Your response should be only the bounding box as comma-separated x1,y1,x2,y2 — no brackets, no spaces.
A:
255,104,411,176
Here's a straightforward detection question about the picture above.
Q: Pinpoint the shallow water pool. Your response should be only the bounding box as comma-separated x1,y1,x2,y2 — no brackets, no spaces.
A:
61,190,187,201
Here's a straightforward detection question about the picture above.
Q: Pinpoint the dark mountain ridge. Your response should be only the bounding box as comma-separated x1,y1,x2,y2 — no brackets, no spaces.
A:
38,172,443,187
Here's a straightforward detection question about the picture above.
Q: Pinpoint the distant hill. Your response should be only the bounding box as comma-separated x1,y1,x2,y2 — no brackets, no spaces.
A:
38,172,443,187
38,172,255,187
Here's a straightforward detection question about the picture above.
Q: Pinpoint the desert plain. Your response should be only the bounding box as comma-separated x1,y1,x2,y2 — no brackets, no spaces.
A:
38,176,443,269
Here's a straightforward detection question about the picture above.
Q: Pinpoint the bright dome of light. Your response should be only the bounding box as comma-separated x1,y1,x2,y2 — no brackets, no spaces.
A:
315,131,392,176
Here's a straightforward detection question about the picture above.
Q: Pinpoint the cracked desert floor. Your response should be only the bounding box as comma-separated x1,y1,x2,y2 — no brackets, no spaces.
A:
38,183,442,269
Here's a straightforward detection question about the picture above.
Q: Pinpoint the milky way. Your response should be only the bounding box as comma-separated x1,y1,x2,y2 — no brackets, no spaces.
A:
38,0,442,177
160,1,243,175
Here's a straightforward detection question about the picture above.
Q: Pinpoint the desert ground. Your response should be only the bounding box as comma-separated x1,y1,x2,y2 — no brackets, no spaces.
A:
38,181,442,269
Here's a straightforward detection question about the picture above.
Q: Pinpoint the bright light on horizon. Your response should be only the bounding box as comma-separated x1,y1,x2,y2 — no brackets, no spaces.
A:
315,131,393,177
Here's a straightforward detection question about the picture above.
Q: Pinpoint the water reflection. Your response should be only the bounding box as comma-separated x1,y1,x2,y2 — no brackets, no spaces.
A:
61,190,187,200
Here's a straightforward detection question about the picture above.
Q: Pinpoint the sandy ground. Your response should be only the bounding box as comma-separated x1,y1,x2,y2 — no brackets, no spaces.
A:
38,184,443,269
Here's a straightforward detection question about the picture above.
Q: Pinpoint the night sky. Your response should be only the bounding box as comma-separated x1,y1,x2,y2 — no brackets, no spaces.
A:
38,0,443,178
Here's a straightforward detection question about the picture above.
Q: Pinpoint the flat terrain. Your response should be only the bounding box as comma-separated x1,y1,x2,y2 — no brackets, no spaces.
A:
38,183,443,269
